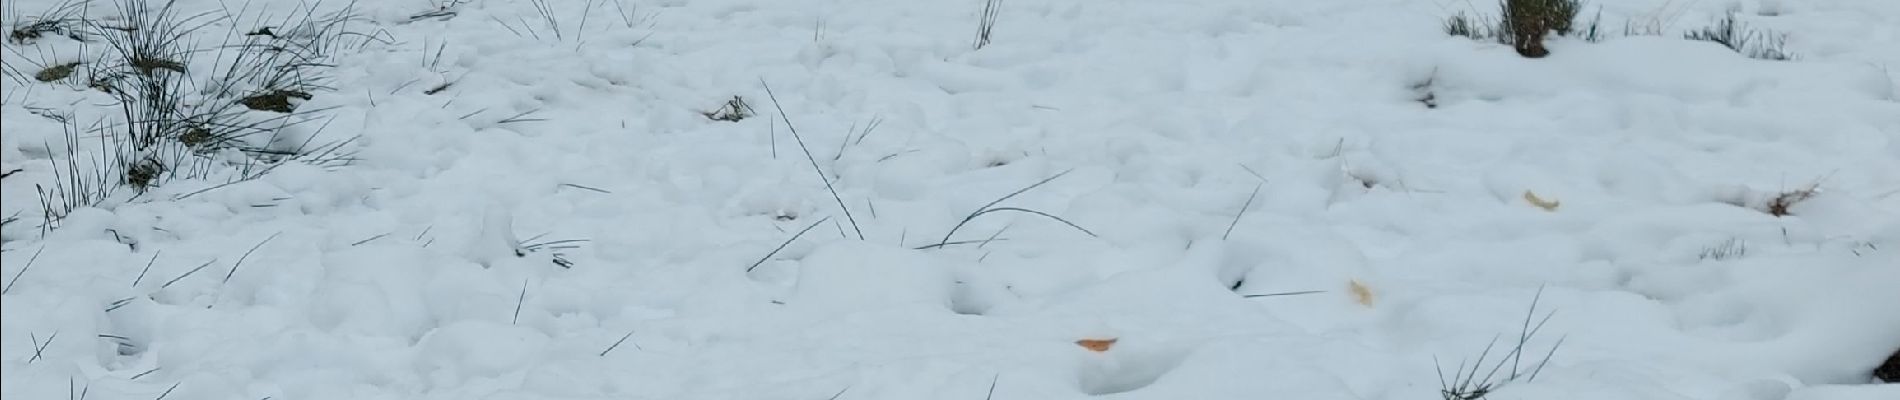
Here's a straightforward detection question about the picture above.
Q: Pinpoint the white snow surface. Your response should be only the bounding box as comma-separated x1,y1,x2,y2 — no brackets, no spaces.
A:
4,0,1899,399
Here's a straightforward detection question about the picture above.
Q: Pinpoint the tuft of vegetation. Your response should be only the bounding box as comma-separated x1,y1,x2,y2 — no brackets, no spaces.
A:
1762,183,1817,217
1684,12,1793,61
1436,288,1566,400
702,95,754,122
974,0,1001,50
1877,348,1899,383
1698,238,1746,261
1443,13,1490,40
1501,0,1581,57
14,0,372,231
6,0,90,44
1444,0,1589,58
34,61,80,82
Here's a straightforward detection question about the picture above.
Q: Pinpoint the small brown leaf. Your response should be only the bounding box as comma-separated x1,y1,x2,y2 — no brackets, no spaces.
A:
1076,338,1117,352
1523,190,1560,211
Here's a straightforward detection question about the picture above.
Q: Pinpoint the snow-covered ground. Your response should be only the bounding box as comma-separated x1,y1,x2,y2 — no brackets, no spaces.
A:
3,0,1898,398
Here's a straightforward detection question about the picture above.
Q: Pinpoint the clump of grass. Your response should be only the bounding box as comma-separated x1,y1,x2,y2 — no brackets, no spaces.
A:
35,117,133,232
1698,238,1746,261
1444,13,1487,39
122,156,164,191
1436,288,1566,400
515,232,588,269
1444,0,1590,58
21,0,368,231
974,0,1001,50
6,0,90,44
1501,0,1581,58
1762,183,1817,217
1877,348,1899,383
1684,12,1794,61
702,95,754,122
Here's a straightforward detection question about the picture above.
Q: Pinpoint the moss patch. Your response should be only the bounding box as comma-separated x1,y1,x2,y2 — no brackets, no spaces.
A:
240,89,314,113
34,61,81,82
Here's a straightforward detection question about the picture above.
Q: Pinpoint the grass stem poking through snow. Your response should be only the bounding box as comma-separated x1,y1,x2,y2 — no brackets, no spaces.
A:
2,246,45,294
1223,184,1262,240
1242,290,1325,298
935,169,1095,248
1685,11,1793,61
151,382,180,400
69,376,90,400
132,250,161,287
747,216,831,273
28,331,58,363
159,259,218,289
1435,287,1566,400
973,0,1001,50
1698,238,1746,261
599,330,639,356
512,278,528,325
759,80,864,240
219,232,280,287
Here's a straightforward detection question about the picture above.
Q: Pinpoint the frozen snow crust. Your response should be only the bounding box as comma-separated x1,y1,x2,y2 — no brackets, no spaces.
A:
3,0,1898,399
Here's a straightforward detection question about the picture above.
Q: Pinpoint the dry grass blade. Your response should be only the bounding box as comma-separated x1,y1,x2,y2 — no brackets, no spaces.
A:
219,232,280,286
1242,290,1324,298
1223,184,1262,240
159,259,218,289
759,80,864,240
28,331,58,363
599,329,639,356
747,216,831,273
1435,287,1566,399
974,0,1001,50
131,250,161,287
2,246,46,294
934,169,1081,248
512,278,529,324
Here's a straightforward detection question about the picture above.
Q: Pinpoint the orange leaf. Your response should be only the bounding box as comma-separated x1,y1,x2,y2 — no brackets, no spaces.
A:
1076,338,1117,352
1348,279,1374,307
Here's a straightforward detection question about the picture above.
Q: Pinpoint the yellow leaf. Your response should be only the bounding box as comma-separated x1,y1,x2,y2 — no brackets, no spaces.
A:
1076,338,1117,352
1348,279,1374,307
1523,190,1560,211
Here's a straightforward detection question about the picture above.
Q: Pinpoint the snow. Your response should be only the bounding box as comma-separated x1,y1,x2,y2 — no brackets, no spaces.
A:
3,0,1899,399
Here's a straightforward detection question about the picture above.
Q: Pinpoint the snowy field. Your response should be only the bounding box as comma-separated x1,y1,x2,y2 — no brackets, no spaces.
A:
2,0,1897,398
